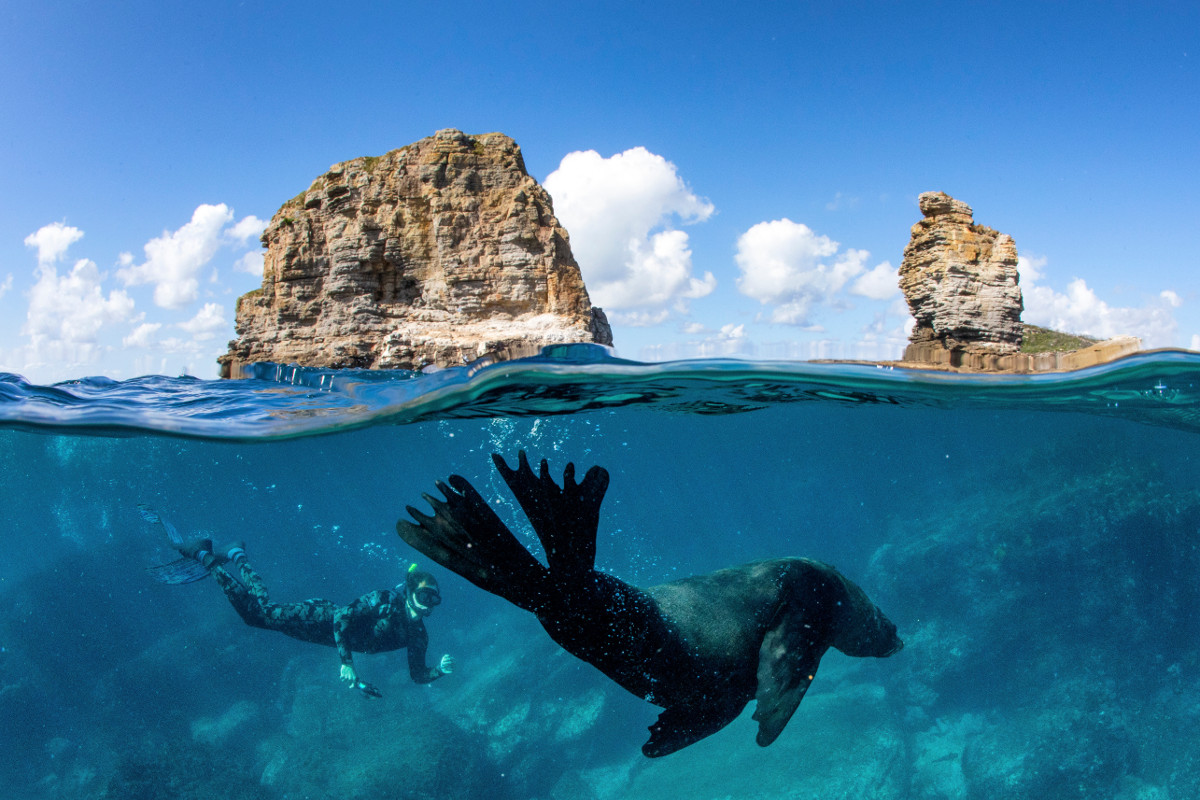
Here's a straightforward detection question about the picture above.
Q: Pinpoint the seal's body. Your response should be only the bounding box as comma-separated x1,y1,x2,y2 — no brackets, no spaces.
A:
397,452,902,757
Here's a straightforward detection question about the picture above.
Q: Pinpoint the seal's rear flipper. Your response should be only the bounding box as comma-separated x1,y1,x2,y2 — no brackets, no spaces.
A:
398,474,550,613
643,700,746,757
752,611,827,746
492,451,610,576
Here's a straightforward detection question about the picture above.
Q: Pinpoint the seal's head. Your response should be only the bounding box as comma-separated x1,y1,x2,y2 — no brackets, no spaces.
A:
829,574,904,658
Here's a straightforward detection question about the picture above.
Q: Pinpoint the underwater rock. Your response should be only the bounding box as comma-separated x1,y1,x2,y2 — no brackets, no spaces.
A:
617,678,906,799
961,692,1137,799
259,657,504,800
220,128,611,375
867,454,1200,797
427,611,643,796
190,700,259,745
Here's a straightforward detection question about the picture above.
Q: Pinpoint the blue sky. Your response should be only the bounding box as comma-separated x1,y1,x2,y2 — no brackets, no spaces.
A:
2,1,1197,383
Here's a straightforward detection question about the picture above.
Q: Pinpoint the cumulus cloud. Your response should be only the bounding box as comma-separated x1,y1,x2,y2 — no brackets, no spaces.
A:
851,312,911,361
17,256,136,378
123,322,162,348
638,321,755,361
24,222,84,267
606,309,672,327
1191,334,1200,352
0,273,12,299
850,261,900,301
544,147,715,314
226,215,268,244
117,203,234,308
735,219,880,325
1018,254,1179,348
176,302,226,340
233,250,265,276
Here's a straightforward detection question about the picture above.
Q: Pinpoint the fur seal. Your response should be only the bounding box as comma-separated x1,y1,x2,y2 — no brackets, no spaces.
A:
396,451,903,757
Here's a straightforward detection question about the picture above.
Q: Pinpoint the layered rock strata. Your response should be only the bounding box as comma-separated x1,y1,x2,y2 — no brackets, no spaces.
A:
220,129,611,375
899,192,1023,361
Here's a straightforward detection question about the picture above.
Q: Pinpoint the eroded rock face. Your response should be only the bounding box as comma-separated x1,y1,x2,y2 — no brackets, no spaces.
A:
220,129,611,375
899,191,1023,357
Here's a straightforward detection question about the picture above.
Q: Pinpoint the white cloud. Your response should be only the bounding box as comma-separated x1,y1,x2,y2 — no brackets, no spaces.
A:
1017,254,1047,283
17,257,136,378
117,203,234,308
544,147,715,315
606,308,672,327
233,250,265,276
24,258,135,342
851,313,911,361
226,215,268,244
0,273,12,299
718,323,745,340
735,219,871,325
24,222,84,266
850,260,900,301
176,302,226,340
1191,334,1199,352
123,322,162,348
1019,254,1179,348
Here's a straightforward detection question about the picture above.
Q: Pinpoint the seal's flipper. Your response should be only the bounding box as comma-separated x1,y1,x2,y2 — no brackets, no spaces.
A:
492,451,610,576
398,473,549,612
752,609,828,747
643,699,746,758
146,557,211,584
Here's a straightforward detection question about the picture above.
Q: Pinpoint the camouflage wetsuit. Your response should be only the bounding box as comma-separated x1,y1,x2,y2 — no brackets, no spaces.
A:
212,559,442,683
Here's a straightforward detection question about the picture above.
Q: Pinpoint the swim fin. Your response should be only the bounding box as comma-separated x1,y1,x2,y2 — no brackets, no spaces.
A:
140,504,211,584
146,557,211,585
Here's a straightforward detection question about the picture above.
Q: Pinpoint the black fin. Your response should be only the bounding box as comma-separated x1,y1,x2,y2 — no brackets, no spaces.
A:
643,699,747,757
397,473,549,612
492,451,610,576
146,557,211,585
751,606,828,747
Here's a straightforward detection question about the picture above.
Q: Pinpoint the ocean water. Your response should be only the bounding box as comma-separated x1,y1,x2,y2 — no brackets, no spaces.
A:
2,344,1199,800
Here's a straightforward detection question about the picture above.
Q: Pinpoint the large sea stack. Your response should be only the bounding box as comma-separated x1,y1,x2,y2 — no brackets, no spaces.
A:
899,192,1023,361
219,129,611,376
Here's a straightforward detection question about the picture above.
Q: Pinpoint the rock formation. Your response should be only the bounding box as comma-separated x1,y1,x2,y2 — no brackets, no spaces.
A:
219,129,611,376
899,192,1023,361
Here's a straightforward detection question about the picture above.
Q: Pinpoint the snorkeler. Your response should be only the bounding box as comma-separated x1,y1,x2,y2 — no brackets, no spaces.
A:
146,511,454,697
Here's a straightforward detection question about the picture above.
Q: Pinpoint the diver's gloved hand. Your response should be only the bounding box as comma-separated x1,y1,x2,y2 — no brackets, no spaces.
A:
356,680,383,698
438,654,455,675
340,664,383,698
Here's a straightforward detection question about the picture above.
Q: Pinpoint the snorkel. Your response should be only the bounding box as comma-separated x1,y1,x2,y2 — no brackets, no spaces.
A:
404,563,441,618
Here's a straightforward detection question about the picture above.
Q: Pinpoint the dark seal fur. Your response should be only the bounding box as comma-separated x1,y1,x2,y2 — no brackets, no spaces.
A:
397,451,903,757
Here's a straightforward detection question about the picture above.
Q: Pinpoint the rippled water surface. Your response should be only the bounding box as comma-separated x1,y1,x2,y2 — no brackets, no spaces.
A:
3,345,1199,799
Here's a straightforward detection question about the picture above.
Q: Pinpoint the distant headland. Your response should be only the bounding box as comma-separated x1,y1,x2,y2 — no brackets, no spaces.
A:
220,133,1137,376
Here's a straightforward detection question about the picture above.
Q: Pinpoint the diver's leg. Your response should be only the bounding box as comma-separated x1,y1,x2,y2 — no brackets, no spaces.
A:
233,556,269,602
211,563,269,627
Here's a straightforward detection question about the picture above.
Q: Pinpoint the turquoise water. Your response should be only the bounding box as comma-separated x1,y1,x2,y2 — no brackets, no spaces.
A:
2,345,1199,799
